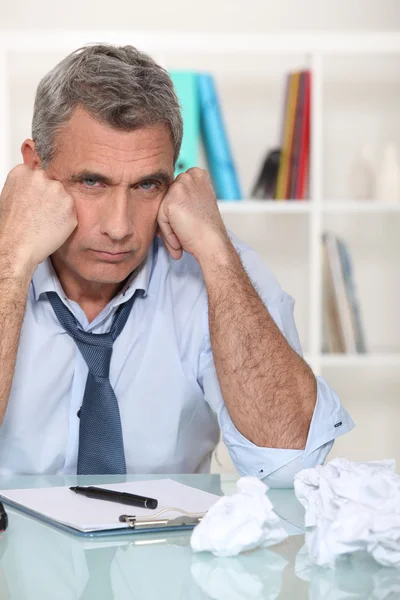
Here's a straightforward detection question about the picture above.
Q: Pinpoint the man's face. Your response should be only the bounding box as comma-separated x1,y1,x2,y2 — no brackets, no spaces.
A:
45,107,175,287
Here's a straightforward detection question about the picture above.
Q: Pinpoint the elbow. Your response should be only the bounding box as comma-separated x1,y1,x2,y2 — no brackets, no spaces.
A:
296,371,318,450
301,368,318,422
261,440,334,489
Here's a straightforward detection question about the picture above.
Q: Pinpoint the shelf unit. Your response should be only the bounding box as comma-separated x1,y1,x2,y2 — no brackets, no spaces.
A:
1,31,400,469
0,31,399,371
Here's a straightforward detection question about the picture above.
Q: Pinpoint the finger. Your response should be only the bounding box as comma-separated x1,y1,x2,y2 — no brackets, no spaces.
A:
158,223,182,259
185,167,203,178
157,204,182,250
157,213,183,260
160,232,183,261
158,217,181,251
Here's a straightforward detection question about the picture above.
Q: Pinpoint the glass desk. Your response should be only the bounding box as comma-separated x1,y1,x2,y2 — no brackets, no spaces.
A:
0,474,398,599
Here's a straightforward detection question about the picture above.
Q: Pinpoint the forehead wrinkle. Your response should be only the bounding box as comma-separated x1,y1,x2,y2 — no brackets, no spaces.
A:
76,140,168,158
51,114,175,182
61,120,170,155
71,136,171,166
55,109,170,144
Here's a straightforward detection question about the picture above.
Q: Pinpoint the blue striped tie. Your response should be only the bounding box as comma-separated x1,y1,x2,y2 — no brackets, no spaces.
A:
47,291,136,474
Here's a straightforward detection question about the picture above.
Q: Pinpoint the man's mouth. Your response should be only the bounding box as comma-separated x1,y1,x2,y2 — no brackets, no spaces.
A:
91,250,131,262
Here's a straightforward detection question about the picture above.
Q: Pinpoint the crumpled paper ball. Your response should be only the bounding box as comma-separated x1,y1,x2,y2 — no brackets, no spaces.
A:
190,476,288,557
294,457,400,567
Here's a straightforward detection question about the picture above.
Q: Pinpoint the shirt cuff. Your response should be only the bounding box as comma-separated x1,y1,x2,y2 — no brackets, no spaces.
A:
220,375,355,487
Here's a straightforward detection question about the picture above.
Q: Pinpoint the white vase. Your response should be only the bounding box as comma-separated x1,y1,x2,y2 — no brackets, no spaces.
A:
376,143,400,204
349,144,376,201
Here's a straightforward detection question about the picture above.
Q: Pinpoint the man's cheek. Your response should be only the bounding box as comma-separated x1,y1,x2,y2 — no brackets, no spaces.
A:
72,203,98,237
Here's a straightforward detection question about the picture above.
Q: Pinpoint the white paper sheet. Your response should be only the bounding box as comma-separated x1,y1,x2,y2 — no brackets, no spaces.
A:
0,479,220,533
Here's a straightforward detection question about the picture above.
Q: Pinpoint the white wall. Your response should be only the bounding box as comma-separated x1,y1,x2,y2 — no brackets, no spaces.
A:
2,3,399,349
1,0,399,32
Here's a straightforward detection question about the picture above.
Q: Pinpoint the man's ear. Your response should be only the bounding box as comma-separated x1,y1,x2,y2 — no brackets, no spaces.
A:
21,139,42,169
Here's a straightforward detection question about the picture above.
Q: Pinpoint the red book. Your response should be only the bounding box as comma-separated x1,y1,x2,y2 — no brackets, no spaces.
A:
296,71,311,200
289,71,307,199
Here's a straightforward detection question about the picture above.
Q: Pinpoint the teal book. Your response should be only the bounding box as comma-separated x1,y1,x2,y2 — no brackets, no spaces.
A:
169,71,201,177
197,73,242,200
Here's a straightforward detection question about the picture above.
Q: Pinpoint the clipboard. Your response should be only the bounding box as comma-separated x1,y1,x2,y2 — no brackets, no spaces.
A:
0,479,219,538
1,499,204,538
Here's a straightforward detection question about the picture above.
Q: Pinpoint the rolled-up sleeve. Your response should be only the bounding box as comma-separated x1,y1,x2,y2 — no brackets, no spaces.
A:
198,242,355,488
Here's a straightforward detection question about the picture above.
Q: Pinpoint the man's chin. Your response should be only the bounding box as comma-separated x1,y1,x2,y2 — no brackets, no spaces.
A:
78,261,138,285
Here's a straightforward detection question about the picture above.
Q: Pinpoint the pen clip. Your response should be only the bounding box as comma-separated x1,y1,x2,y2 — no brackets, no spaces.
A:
119,509,203,530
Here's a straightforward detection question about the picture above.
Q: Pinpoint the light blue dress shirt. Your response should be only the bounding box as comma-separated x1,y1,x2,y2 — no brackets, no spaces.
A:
0,235,354,486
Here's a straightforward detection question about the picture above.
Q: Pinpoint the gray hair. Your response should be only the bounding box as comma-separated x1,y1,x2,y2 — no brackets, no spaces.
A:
32,44,183,167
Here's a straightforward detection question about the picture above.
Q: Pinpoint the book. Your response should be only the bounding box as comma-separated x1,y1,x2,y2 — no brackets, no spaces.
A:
337,238,367,353
272,70,311,200
296,71,311,200
169,71,201,177
288,71,307,200
322,237,345,353
276,72,301,200
273,73,290,199
326,233,357,353
322,233,366,354
284,71,302,199
197,73,243,200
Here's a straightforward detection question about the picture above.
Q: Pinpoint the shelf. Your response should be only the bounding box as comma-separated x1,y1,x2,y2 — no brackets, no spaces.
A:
323,201,400,213
218,200,400,214
320,354,400,367
218,200,311,214
1,32,400,55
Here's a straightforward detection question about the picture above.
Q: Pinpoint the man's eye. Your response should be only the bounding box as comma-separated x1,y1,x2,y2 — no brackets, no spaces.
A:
139,182,157,191
82,178,100,187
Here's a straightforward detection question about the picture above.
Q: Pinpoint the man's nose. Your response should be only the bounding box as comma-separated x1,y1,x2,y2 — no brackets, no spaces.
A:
100,189,134,241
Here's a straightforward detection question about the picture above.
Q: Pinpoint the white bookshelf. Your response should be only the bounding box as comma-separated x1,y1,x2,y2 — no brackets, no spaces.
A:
1,30,399,467
218,200,311,214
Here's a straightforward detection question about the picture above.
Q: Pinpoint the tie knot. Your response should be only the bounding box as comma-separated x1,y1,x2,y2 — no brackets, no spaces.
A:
47,291,136,381
77,333,113,379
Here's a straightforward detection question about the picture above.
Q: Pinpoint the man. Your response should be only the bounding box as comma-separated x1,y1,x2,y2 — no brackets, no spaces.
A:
0,44,354,485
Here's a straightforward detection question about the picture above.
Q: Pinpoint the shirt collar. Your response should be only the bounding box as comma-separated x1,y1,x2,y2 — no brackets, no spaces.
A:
32,241,154,305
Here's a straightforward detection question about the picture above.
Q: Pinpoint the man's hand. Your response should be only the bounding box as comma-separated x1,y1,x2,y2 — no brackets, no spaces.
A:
157,168,229,261
0,165,77,274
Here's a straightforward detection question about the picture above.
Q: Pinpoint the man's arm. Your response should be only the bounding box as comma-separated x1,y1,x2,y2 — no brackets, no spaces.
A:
0,165,77,424
199,289,354,485
0,257,33,424
198,237,316,449
158,167,316,449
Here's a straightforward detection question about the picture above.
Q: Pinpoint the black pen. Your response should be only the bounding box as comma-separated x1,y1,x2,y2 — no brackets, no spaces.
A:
70,486,158,509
